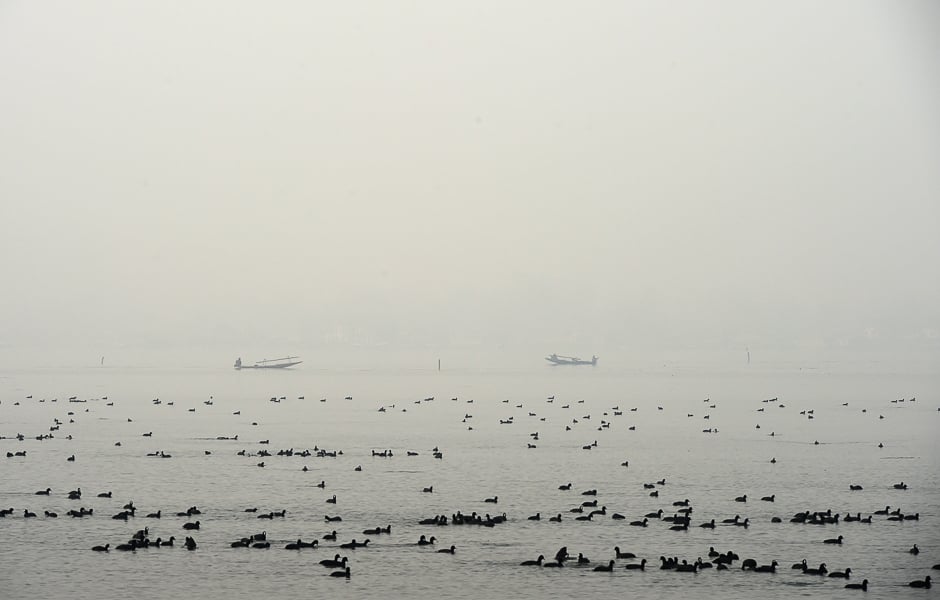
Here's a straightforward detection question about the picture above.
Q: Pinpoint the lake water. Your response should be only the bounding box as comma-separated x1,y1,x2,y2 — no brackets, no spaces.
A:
1,358,938,599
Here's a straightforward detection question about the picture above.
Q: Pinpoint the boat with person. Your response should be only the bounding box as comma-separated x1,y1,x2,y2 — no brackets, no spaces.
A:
545,354,598,366
234,356,302,370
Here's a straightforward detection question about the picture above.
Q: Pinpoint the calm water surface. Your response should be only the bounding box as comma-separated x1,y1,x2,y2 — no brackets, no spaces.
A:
1,361,938,599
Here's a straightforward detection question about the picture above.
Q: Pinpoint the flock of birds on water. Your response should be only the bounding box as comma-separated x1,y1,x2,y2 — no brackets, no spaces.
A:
2,386,937,593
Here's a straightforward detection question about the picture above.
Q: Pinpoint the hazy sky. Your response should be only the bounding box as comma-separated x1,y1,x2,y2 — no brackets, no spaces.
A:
1,1,938,363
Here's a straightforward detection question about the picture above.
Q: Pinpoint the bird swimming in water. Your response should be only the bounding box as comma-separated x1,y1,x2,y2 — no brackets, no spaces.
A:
615,547,636,559
844,579,868,590
828,568,851,579
320,555,346,568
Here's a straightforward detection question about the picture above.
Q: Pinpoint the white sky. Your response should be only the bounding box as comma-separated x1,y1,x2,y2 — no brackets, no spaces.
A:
1,1,938,363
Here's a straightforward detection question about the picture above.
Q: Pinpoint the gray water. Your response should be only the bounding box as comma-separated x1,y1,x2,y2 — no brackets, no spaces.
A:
1,360,938,599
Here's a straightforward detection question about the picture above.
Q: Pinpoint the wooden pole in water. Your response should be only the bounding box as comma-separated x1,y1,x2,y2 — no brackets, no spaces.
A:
438,359,441,371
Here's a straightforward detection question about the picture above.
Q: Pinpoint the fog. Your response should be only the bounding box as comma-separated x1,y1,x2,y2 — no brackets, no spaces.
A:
1,1,938,368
